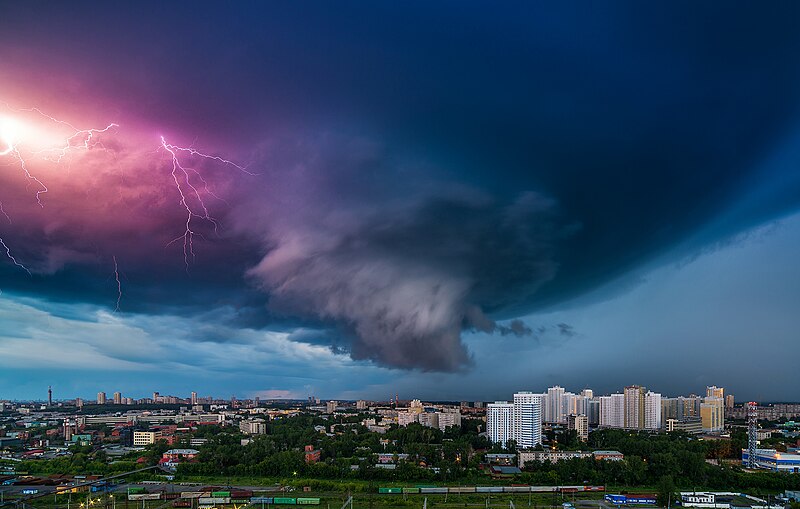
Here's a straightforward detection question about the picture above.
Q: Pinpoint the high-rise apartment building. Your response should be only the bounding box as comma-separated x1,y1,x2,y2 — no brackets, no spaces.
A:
624,385,646,429
644,391,662,430
113,392,122,404
587,399,601,426
701,396,725,432
437,411,462,431
191,391,198,405
487,402,515,446
513,392,543,448
545,386,565,423
568,414,589,442
706,386,724,399
97,392,106,405
600,394,625,428
326,400,338,413
725,394,734,409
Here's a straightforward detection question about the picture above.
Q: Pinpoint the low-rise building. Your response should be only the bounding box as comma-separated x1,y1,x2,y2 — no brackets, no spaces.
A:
665,418,704,434
239,419,267,435
519,450,591,467
132,430,162,446
304,444,321,463
593,450,624,461
742,449,800,473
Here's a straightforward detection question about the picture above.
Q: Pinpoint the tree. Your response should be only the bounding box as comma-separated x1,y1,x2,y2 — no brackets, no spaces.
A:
657,475,676,508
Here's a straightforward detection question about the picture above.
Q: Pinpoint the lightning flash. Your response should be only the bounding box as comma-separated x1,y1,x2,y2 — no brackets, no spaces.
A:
1,101,250,307
160,135,251,269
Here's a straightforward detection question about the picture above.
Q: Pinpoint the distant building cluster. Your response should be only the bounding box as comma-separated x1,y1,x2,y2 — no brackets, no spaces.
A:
486,384,734,453
395,399,464,432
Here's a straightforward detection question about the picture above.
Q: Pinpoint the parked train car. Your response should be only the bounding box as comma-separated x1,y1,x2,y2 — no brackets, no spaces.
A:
377,485,605,495
449,487,476,494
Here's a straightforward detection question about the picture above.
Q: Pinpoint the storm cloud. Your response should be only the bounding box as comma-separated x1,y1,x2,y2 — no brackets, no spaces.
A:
2,2,800,386
248,189,563,370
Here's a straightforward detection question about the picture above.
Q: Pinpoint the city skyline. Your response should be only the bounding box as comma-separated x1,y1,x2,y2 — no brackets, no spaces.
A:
0,382,774,406
2,3,800,401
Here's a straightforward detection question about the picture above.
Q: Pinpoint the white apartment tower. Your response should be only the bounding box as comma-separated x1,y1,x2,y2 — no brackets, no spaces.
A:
487,402,515,446
644,391,662,430
513,392,543,448
545,386,565,423
600,393,625,428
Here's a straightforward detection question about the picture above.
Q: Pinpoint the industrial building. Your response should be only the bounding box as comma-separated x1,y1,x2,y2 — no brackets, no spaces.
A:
742,449,800,473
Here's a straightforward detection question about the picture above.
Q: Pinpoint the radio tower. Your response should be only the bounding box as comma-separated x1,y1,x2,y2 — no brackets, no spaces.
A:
48,386,52,407
746,401,758,468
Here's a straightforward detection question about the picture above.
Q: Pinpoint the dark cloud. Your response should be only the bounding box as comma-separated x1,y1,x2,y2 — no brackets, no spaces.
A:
2,2,800,380
247,185,564,371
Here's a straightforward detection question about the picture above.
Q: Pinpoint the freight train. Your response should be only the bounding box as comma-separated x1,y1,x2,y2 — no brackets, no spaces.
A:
377,486,605,494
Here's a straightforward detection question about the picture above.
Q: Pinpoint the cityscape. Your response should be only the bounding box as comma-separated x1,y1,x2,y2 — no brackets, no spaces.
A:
2,2,800,509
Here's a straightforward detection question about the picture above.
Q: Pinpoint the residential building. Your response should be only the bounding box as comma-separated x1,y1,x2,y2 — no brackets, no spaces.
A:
662,396,702,420
356,400,367,410
701,396,725,433
644,391,662,430
624,385,646,430
593,450,624,461
707,386,725,399
113,392,122,405
725,394,734,409
326,400,338,413
545,386,565,423
587,399,601,426
519,450,591,467
97,392,106,405
568,414,589,442
487,402,515,446
133,430,162,446
513,391,543,448
418,412,439,429
600,394,625,428
239,420,267,435
437,411,462,431
397,412,419,427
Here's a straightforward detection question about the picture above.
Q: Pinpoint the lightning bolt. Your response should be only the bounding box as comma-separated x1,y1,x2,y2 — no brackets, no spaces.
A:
1,101,250,306
22,106,118,163
1,101,117,206
113,255,122,313
0,236,31,276
0,201,10,224
159,136,249,270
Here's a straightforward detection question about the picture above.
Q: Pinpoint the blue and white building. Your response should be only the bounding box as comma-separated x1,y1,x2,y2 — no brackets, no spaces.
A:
742,448,800,473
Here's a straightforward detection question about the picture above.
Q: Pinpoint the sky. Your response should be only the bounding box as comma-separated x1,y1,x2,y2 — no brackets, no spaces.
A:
1,2,800,402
